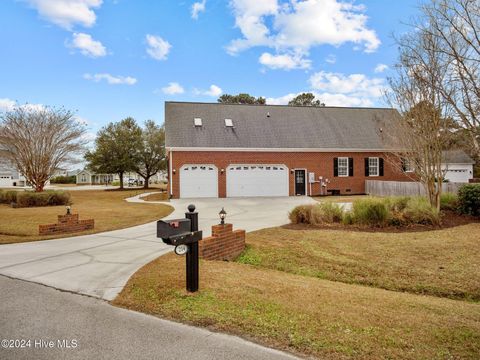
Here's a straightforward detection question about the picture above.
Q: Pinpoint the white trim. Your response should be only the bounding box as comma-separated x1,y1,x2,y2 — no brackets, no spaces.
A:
169,150,173,196
294,168,308,196
368,157,380,177
167,147,401,153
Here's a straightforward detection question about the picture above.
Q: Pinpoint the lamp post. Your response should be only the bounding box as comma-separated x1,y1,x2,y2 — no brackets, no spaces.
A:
219,207,227,225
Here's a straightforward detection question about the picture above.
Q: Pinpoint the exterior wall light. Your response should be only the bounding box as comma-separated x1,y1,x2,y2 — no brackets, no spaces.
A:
66,206,71,215
219,207,227,225
173,169,176,174
221,169,225,174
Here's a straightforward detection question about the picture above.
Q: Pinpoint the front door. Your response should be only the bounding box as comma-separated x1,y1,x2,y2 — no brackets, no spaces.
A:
294,170,306,196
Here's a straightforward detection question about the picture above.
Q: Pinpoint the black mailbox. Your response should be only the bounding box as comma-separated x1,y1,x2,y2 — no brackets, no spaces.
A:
157,218,192,244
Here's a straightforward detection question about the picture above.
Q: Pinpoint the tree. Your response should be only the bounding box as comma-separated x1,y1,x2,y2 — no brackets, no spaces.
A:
0,106,86,192
288,93,325,107
85,118,142,189
135,120,166,189
217,93,266,105
386,25,452,210
413,0,480,161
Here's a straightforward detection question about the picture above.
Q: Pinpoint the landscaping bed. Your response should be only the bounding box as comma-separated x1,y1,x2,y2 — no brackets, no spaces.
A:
0,189,173,244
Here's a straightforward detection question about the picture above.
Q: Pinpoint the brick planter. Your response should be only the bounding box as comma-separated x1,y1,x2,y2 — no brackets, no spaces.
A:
39,213,94,236
199,223,246,261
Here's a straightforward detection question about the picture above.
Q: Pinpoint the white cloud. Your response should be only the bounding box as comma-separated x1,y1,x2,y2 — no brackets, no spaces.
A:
83,73,137,85
191,0,206,19
194,84,223,97
161,82,185,95
227,0,380,69
23,0,103,30
0,98,16,112
325,54,336,64
68,32,106,57
259,52,311,70
374,63,389,73
145,34,171,61
309,71,385,98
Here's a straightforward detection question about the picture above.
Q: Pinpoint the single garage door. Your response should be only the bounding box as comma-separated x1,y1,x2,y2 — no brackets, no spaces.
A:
0,175,12,187
227,164,289,197
180,165,218,198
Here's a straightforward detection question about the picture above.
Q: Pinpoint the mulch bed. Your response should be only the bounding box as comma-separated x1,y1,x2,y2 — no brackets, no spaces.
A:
282,211,480,233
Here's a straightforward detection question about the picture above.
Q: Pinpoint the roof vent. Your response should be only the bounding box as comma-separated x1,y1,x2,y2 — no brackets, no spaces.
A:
194,118,202,127
225,118,233,127
266,112,270,117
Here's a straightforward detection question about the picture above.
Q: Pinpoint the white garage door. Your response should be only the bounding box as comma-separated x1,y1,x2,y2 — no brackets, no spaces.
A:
180,165,218,198
227,165,289,197
0,175,12,187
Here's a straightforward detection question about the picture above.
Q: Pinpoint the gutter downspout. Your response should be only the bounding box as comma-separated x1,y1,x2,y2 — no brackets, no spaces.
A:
169,149,173,197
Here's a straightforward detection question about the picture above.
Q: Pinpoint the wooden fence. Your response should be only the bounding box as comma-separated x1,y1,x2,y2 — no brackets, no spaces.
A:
365,180,463,197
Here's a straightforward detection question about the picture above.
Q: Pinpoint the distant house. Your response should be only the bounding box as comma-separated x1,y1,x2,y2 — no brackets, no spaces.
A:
442,150,475,183
76,170,115,185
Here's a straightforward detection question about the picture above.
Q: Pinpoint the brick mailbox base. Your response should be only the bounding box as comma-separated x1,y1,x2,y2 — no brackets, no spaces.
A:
39,213,94,236
199,223,246,261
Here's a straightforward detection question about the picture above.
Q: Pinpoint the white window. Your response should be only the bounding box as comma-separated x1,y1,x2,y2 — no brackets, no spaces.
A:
194,118,202,127
404,159,413,172
369,157,379,176
338,157,349,177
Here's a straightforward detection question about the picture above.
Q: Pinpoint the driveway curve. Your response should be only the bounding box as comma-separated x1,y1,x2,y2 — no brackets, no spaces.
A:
0,196,315,300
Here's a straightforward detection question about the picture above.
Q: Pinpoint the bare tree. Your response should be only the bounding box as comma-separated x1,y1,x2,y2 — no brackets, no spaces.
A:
386,27,452,210
418,0,480,160
0,106,87,192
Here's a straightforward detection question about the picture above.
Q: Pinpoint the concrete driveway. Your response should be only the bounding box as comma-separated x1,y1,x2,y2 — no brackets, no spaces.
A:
0,196,315,300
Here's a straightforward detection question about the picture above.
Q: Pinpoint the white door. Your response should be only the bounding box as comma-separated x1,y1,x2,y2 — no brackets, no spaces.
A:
180,165,218,198
227,165,289,197
0,175,12,187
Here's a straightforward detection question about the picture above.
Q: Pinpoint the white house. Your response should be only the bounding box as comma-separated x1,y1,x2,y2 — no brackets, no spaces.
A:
442,150,475,183
76,169,166,185
0,162,28,187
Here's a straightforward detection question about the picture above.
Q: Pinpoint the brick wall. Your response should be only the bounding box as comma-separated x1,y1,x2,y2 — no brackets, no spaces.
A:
169,150,413,198
199,223,245,261
39,213,94,236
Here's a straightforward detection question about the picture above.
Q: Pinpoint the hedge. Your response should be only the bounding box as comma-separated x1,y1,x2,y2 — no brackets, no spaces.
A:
0,190,71,208
458,184,480,216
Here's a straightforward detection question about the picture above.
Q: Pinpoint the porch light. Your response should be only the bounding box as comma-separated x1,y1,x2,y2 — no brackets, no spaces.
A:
221,168,225,174
66,206,71,215
219,207,227,225
173,169,176,174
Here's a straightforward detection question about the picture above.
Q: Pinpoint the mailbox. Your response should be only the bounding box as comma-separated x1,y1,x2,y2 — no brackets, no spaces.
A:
156,205,202,292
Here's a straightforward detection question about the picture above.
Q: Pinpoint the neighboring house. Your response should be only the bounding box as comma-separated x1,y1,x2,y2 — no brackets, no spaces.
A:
0,163,27,187
165,102,415,199
76,170,115,185
442,150,474,183
52,168,68,178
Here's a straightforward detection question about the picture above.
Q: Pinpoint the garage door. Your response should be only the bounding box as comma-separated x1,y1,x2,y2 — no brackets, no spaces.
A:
227,165,289,197
0,175,12,187
180,165,218,198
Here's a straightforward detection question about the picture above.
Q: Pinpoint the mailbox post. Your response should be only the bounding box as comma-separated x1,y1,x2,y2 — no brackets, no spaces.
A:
156,204,202,293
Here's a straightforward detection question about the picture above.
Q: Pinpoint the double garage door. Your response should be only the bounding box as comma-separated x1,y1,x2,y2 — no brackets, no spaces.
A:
0,175,12,187
179,164,289,198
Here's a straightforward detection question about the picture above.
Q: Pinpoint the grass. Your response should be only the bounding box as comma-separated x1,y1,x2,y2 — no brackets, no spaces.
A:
240,225,480,301
113,252,480,359
0,189,173,244
141,192,169,202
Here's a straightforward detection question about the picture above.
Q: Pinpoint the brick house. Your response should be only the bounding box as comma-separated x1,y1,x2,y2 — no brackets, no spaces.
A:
165,102,414,199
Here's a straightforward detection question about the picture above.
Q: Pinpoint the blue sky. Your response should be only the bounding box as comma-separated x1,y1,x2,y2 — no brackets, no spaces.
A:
0,0,420,138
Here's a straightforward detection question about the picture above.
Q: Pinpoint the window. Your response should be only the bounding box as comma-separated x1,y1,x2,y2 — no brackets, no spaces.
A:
81,174,86,182
225,118,233,127
404,159,413,172
369,157,379,176
338,157,349,177
194,118,202,127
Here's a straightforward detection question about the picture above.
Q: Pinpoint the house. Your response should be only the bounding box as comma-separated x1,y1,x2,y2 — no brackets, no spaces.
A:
165,102,415,198
76,170,115,185
442,150,475,183
0,162,28,187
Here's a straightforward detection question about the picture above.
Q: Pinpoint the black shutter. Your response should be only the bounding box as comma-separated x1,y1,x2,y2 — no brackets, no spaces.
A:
348,158,354,177
333,158,338,177
364,158,370,177
379,158,384,176
401,158,407,172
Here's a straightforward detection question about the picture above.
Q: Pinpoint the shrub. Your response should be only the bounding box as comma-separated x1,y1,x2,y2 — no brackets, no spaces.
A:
351,198,389,227
50,175,76,184
0,190,19,204
385,196,410,213
311,202,344,224
289,205,314,224
403,197,440,225
15,190,71,208
440,192,459,211
111,180,120,186
342,211,354,225
458,184,480,216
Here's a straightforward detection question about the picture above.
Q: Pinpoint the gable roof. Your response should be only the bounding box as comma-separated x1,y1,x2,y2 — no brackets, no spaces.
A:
165,102,399,150
442,150,475,164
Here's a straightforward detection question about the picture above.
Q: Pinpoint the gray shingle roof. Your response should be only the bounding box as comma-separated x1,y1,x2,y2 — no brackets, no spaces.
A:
442,150,475,164
165,102,399,150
